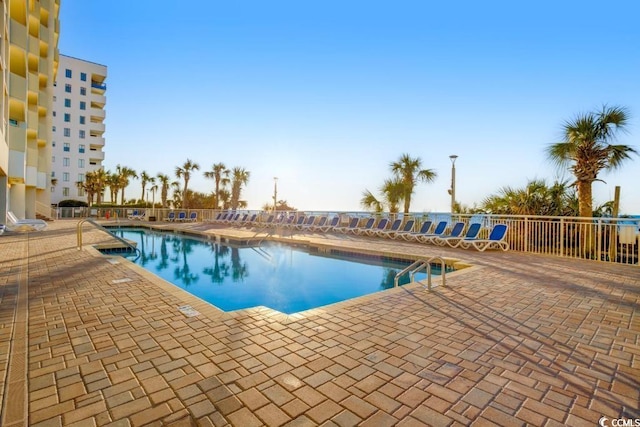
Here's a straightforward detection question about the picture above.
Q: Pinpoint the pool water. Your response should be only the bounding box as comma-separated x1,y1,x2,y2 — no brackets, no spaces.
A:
108,228,440,314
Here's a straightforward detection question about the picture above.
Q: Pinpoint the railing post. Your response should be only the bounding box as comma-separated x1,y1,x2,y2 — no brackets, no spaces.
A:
560,218,565,257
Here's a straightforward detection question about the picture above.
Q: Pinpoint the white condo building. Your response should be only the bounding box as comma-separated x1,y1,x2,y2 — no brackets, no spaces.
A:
50,54,106,205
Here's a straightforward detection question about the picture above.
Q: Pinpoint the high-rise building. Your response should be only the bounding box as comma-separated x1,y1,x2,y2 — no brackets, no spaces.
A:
0,0,60,221
51,55,106,205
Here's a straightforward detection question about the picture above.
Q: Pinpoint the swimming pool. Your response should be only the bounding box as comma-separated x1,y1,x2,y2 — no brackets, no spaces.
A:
107,228,442,314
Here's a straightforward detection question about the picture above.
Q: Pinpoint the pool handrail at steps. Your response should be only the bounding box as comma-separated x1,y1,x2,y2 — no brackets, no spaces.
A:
77,218,141,259
394,256,447,290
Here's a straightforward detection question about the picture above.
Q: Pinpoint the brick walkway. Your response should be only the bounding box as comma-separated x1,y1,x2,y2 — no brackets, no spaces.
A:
0,220,638,426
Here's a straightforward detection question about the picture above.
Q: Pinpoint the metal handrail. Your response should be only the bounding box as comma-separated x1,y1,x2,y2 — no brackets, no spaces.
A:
77,218,140,259
394,256,447,290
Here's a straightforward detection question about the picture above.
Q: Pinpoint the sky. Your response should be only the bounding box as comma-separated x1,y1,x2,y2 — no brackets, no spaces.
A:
59,1,640,214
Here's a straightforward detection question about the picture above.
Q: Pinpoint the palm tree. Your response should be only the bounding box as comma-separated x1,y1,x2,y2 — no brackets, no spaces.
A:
175,159,200,209
156,173,171,208
361,178,404,213
105,172,120,204
390,153,437,214
139,171,153,202
204,162,229,210
230,167,250,210
116,165,137,205
547,105,636,218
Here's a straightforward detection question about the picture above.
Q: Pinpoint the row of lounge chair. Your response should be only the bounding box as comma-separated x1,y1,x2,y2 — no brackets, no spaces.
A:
208,212,509,251
165,211,197,222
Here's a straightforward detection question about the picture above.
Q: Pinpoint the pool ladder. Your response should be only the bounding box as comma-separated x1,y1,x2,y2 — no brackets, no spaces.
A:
394,256,446,290
77,218,141,259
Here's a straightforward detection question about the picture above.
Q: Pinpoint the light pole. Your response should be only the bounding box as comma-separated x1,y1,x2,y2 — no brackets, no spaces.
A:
449,155,458,213
273,177,278,212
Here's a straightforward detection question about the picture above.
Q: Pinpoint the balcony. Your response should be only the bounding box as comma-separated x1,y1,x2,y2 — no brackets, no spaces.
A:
9,72,26,100
9,19,27,49
89,136,105,147
90,123,105,134
90,108,105,122
91,81,106,94
89,150,105,162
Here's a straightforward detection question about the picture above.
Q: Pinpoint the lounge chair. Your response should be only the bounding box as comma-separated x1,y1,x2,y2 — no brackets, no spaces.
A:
458,224,509,251
176,212,187,222
351,217,375,235
416,220,449,244
375,218,402,238
240,213,257,227
389,219,416,240
166,211,176,222
127,209,140,220
257,215,275,228
188,212,198,222
307,216,328,232
426,222,465,245
6,211,47,231
285,216,306,230
296,215,316,231
363,218,389,237
315,216,340,232
438,222,482,248
334,217,359,234
397,220,432,241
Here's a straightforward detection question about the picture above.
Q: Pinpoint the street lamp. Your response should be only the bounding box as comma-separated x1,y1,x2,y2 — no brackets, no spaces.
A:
273,177,278,212
449,155,458,213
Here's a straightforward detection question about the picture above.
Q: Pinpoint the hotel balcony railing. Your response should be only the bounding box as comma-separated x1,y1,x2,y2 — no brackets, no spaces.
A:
91,82,107,91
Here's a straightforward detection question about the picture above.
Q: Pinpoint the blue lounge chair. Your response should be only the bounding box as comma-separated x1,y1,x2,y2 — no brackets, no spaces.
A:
390,219,416,239
363,218,389,237
166,211,176,222
458,224,509,251
188,212,197,222
416,221,449,244
375,218,402,238
398,220,432,242
308,216,328,232
296,215,316,231
438,223,482,248
351,217,376,235
334,217,359,234
176,211,187,222
315,216,340,232
425,222,465,245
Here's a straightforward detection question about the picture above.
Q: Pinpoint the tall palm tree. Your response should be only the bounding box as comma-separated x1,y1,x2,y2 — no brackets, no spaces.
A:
175,159,200,209
139,171,153,202
547,105,636,218
116,165,137,205
361,178,404,213
203,162,229,210
230,167,250,210
390,153,437,214
105,172,120,204
156,173,171,208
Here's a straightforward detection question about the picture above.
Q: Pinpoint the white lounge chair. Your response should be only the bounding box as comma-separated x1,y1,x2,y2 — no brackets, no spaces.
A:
7,211,47,231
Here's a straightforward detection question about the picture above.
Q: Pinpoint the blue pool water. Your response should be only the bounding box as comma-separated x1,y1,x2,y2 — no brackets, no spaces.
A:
108,228,440,314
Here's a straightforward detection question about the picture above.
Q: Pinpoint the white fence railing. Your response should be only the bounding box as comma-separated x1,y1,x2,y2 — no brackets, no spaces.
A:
56,207,639,266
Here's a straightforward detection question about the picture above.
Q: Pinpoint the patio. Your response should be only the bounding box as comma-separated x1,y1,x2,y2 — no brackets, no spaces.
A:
1,220,638,426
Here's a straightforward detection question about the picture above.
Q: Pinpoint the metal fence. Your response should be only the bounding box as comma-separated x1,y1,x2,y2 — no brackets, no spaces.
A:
56,207,639,266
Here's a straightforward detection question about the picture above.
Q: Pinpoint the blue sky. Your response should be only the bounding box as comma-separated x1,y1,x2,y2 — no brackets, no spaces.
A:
60,1,640,213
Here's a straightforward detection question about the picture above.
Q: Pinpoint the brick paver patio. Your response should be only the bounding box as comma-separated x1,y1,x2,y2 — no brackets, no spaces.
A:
1,220,638,426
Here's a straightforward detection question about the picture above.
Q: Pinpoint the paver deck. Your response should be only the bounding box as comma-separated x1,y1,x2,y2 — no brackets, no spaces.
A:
0,219,639,426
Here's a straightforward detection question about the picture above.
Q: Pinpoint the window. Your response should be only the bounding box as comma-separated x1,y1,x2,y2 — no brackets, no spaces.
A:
53,111,56,117
65,69,72,78
64,99,71,107
52,141,56,147
63,172,70,182
64,128,70,137
53,126,56,132
52,156,55,163
64,113,70,122
78,159,85,168
63,157,70,166
63,143,70,152
77,187,85,197
79,144,85,153
80,72,87,81
65,84,71,93
79,116,85,125
80,87,86,96
63,187,69,196
79,130,85,139
78,173,84,182
79,101,86,110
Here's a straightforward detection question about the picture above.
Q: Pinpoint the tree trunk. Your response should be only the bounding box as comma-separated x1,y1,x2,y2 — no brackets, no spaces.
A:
577,180,595,258
577,180,592,218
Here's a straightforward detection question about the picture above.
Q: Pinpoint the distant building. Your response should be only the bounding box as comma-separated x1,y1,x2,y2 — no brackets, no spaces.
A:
0,0,60,221
51,55,107,205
